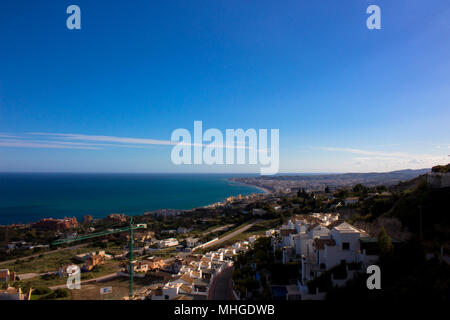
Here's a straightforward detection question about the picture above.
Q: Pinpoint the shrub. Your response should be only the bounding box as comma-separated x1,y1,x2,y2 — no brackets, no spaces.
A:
33,287,52,296
54,288,70,298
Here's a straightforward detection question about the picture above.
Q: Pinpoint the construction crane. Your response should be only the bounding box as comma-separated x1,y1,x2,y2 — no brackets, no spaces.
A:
51,216,146,299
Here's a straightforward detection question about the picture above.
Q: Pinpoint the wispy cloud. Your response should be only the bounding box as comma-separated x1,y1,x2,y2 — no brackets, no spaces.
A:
320,146,449,170
0,133,20,138
0,132,254,150
29,132,174,146
0,139,100,150
0,132,175,150
320,147,415,158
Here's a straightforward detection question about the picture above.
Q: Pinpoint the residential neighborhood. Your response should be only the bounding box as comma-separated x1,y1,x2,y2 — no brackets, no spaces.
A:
1,167,449,300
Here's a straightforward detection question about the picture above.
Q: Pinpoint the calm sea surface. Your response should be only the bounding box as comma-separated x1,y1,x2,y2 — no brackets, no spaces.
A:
0,173,263,225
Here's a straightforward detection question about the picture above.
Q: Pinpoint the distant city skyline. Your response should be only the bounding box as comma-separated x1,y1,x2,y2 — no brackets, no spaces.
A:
1,1,449,173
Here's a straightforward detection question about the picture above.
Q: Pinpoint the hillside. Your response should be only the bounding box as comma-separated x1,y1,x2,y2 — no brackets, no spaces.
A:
389,174,427,192
328,168,450,302
432,164,450,173
386,183,450,242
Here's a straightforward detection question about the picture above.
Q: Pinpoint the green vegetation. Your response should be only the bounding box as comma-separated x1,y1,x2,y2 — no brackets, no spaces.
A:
2,245,105,273
11,260,121,289
432,163,450,173
327,238,450,301
1,167,448,301
378,227,393,256
31,287,70,300
307,263,348,293
325,170,450,301
142,247,177,259
232,237,301,300
335,177,449,251
385,183,450,243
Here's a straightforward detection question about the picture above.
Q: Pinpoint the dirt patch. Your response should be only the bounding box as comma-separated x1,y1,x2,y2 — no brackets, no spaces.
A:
69,277,157,300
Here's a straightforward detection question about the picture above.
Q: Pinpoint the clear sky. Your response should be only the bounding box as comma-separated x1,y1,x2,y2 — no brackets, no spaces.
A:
0,0,449,173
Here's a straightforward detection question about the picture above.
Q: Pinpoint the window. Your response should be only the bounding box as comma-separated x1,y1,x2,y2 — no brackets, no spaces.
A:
342,242,350,250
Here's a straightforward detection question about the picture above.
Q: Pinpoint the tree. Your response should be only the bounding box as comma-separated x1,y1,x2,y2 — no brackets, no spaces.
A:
335,188,350,200
54,288,70,298
33,287,52,296
377,227,393,256
353,184,368,196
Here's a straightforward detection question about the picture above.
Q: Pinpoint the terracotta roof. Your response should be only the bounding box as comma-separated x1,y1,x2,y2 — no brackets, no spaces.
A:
180,284,192,293
172,294,194,300
201,257,211,263
180,273,194,285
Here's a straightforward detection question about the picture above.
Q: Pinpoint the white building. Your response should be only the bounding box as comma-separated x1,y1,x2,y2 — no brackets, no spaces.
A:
185,237,199,248
151,282,193,300
297,222,373,299
344,197,359,206
271,216,377,300
0,287,26,300
252,208,267,216
158,238,179,248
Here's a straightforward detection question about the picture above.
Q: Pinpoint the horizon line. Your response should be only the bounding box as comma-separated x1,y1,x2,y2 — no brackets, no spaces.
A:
0,168,431,175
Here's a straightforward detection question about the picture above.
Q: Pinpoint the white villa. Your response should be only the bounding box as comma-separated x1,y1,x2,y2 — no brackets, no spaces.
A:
273,214,379,300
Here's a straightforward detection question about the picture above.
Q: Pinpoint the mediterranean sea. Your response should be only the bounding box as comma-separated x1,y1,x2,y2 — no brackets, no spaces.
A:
0,173,264,225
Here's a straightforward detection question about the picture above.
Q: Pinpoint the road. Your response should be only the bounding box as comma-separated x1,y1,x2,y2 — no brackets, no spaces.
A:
50,272,119,290
209,266,234,300
0,243,89,266
197,220,261,251
18,272,48,280
204,224,234,236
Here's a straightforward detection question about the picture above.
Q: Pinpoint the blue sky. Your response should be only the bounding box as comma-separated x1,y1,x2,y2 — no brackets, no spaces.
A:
0,0,449,173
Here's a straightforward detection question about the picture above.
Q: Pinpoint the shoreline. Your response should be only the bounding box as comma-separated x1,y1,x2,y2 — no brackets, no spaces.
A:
230,181,272,194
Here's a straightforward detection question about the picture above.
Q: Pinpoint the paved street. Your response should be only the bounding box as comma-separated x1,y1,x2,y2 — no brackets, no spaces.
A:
17,272,47,280
50,272,119,290
198,220,261,251
209,267,234,300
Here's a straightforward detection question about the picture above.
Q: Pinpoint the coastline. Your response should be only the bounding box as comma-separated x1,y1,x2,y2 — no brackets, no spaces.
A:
227,178,272,194
0,175,270,227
